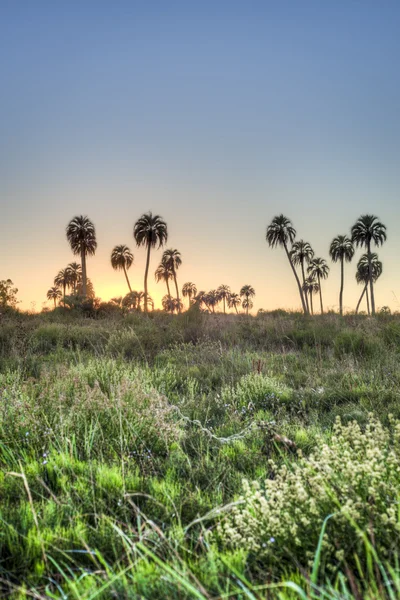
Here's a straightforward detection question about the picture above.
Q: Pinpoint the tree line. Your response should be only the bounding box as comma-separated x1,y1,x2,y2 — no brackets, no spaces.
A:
46,212,387,316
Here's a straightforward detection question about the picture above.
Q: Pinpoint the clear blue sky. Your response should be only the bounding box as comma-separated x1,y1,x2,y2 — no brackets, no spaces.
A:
1,1,399,311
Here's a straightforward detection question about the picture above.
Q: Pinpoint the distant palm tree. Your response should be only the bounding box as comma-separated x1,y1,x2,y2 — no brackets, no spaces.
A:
206,290,220,313
110,296,123,307
161,295,181,313
122,291,140,311
76,277,95,299
355,253,382,315
194,290,207,310
162,249,182,313
66,216,97,297
54,269,71,306
47,286,61,308
302,276,319,316
217,285,231,314
351,215,387,316
111,245,134,292
307,258,329,314
228,292,241,314
266,215,307,314
66,262,82,295
290,240,314,314
155,259,173,299
240,285,255,315
182,282,197,308
133,212,168,313
329,235,355,316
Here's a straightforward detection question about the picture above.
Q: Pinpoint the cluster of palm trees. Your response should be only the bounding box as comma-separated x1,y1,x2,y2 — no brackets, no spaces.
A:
46,212,387,316
266,214,387,316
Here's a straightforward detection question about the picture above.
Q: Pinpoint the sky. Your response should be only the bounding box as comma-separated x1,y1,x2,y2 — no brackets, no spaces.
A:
1,1,399,313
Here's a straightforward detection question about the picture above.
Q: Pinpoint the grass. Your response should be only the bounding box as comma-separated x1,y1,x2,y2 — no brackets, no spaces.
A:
1,306,400,598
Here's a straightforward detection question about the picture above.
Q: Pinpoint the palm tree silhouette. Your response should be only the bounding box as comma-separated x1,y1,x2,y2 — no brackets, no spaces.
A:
194,290,207,311
302,276,320,316
290,240,314,314
111,245,134,292
155,259,173,300
76,277,95,299
54,269,71,306
182,282,197,308
355,253,382,314
307,258,329,314
66,262,82,295
161,295,181,313
240,285,255,316
228,292,241,314
217,284,231,314
66,216,97,297
47,286,62,308
351,215,387,316
266,215,307,314
162,249,182,313
206,290,220,313
133,212,168,313
329,235,354,316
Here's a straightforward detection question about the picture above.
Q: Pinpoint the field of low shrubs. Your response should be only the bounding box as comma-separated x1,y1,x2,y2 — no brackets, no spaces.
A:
1,307,400,598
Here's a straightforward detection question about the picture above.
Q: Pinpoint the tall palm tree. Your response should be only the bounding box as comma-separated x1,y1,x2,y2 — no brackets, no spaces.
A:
307,258,329,314
155,259,173,299
228,292,241,314
133,212,168,313
162,249,182,313
240,285,255,316
290,240,314,314
302,276,320,316
47,286,62,308
351,215,387,316
355,253,382,315
66,262,82,295
217,285,231,314
266,215,307,315
182,282,197,308
111,245,134,292
329,235,355,316
66,216,97,297
54,269,71,306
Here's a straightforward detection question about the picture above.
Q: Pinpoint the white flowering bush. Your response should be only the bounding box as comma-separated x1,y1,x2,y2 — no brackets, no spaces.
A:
216,416,400,572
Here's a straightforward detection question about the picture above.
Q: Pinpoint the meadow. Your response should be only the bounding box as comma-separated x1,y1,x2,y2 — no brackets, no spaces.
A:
1,306,400,598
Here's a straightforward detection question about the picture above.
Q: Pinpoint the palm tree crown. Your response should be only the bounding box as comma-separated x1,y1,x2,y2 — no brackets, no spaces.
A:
182,282,197,308
355,253,383,314
66,216,97,297
66,262,82,295
111,245,134,292
329,235,354,316
133,212,168,312
240,285,255,315
162,248,182,312
290,240,314,267
54,269,71,305
47,286,62,308
228,292,241,314
217,284,231,314
307,258,329,314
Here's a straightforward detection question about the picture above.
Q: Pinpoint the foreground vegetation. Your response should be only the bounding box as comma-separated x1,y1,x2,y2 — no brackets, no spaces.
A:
1,307,400,598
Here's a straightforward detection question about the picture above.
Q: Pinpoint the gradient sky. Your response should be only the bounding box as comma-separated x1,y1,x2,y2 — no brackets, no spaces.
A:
1,1,400,312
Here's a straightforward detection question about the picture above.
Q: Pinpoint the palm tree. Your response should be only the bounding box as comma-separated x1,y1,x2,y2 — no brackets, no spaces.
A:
66,216,97,297
111,245,134,292
194,290,207,311
54,269,71,306
161,294,181,313
290,240,314,314
240,285,255,316
355,253,382,314
266,215,307,314
217,285,231,314
76,277,95,299
351,215,387,316
206,290,220,313
182,282,197,309
66,262,82,295
47,286,61,308
133,212,168,313
228,292,241,314
329,235,355,316
307,258,329,314
162,249,182,313
302,276,319,316
155,259,173,300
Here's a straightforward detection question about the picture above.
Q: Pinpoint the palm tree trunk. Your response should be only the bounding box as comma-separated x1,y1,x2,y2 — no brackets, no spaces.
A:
318,274,323,314
81,250,87,297
310,292,314,315
367,242,376,316
172,269,181,314
339,257,344,316
165,278,172,300
234,304,238,314
63,283,66,307
188,292,192,309
123,266,132,293
54,297,56,308
355,284,367,314
144,243,151,313
223,297,226,314
366,287,370,316
300,260,310,314
284,242,307,315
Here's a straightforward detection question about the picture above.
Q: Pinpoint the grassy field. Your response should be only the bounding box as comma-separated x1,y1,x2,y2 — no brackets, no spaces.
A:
1,307,400,598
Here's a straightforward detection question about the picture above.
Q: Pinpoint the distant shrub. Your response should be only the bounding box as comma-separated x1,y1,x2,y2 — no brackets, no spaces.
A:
334,330,378,358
